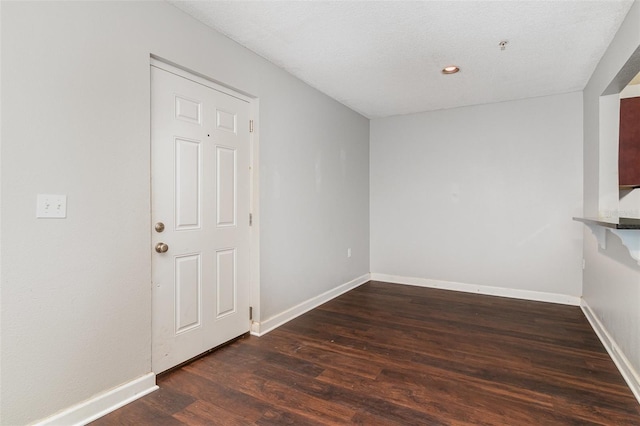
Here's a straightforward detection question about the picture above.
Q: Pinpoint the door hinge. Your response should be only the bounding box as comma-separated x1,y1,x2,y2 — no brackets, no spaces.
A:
249,306,253,320
249,120,254,133
249,213,253,226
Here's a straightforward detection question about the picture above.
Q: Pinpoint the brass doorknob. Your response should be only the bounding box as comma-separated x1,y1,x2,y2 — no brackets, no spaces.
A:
155,242,169,253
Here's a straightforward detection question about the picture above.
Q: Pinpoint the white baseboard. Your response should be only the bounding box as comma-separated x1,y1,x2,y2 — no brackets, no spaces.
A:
34,373,158,426
581,300,640,404
251,273,370,336
370,273,581,306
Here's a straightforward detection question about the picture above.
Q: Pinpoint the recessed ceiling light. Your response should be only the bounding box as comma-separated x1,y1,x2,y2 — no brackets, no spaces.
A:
442,66,460,75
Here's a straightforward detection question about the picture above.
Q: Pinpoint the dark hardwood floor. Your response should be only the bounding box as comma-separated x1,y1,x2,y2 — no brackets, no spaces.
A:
93,281,640,425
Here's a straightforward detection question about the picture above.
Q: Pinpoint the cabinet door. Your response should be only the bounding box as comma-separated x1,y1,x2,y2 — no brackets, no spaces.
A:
619,97,640,186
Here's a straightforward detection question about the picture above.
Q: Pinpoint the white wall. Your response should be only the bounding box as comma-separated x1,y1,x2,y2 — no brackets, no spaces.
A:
0,1,369,424
582,0,640,389
371,92,583,298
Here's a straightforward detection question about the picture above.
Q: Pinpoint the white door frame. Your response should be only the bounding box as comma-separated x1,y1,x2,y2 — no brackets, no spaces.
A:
149,57,261,347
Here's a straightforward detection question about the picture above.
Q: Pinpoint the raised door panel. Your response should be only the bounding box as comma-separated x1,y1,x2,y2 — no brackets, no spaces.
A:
216,249,236,318
216,146,237,227
175,254,202,333
175,138,201,230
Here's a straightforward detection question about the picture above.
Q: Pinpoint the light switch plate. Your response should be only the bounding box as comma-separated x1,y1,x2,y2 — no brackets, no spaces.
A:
37,194,67,218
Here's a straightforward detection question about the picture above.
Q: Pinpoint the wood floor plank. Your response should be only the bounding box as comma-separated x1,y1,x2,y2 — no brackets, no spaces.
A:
243,332,384,380
93,281,640,425
183,347,357,423
172,400,254,426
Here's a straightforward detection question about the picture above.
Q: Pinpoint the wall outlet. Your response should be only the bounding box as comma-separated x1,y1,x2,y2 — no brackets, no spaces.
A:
36,194,67,218
347,248,352,258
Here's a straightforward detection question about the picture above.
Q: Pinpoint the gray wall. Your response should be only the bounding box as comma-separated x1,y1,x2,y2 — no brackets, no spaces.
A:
582,0,640,385
0,2,370,424
370,93,584,298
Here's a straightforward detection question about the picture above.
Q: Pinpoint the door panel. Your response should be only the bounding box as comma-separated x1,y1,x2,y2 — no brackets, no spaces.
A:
216,248,236,318
151,65,251,373
175,96,202,124
216,146,236,227
216,109,237,133
175,254,201,333
175,138,201,230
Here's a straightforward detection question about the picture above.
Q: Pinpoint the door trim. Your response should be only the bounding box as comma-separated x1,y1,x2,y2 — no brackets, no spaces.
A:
149,57,261,346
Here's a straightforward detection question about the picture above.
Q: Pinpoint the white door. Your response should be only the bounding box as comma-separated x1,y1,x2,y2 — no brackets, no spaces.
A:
151,64,251,373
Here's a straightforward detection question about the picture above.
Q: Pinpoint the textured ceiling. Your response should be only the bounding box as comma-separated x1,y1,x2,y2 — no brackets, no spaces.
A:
170,0,633,118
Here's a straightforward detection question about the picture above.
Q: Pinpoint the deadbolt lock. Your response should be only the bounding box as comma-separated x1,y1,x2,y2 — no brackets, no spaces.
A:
155,222,165,233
